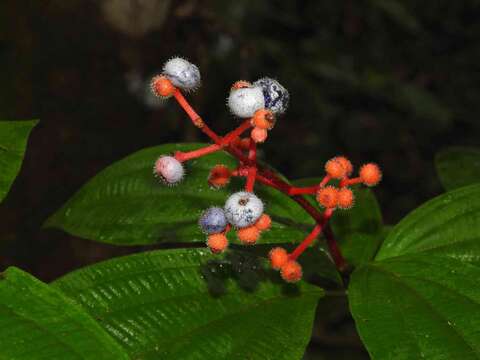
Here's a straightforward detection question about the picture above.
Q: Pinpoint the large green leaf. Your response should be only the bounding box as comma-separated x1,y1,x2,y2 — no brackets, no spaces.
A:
0,267,128,359
0,120,37,202
53,248,323,360
349,184,480,359
435,147,480,191
46,143,313,245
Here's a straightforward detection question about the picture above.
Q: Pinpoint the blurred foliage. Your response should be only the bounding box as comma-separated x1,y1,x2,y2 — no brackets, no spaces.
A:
1,0,479,358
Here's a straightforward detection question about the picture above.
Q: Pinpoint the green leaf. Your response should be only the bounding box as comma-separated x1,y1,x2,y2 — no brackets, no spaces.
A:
435,147,480,191
0,120,38,202
46,143,313,245
0,267,128,359
338,228,388,268
331,186,385,266
349,184,480,359
53,248,323,360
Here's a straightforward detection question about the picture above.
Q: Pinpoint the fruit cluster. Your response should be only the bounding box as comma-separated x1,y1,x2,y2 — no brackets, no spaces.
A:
151,57,381,282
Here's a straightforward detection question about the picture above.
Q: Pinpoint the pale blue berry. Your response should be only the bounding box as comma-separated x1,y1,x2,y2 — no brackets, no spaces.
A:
163,57,201,91
199,207,228,234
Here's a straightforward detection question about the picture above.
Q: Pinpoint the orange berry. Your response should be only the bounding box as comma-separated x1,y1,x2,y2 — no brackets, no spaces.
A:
325,157,347,179
208,164,231,188
336,156,353,176
280,260,303,283
251,127,268,143
151,75,175,97
207,233,228,253
269,247,289,270
231,80,251,90
359,163,382,186
255,214,272,231
237,225,260,245
252,109,275,130
337,187,355,209
316,186,339,208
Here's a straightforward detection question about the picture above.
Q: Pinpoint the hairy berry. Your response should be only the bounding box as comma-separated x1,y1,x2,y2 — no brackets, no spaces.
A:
269,247,288,270
199,207,228,234
162,57,201,91
280,260,302,283
224,191,264,228
337,187,355,209
253,77,289,115
207,233,228,253
154,155,184,185
255,214,272,231
237,225,260,245
228,86,265,118
208,164,231,188
325,157,347,179
336,156,353,176
252,109,275,130
360,163,382,186
151,75,175,97
316,186,339,208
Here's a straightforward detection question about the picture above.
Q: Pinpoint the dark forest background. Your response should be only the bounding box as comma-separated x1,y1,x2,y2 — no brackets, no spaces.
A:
1,1,479,358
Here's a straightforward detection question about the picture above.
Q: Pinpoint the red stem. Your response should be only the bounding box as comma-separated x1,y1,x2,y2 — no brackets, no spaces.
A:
289,224,323,261
222,120,252,145
319,175,331,188
288,185,318,195
324,224,347,271
170,90,347,272
254,170,347,271
173,90,221,143
245,140,257,192
340,177,362,187
175,144,221,162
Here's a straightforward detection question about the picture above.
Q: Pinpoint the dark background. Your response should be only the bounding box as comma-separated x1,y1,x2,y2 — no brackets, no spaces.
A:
1,1,479,358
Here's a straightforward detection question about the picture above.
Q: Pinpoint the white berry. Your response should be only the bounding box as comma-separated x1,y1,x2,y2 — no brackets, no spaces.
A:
153,155,184,185
227,87,265,118
224,191,264,228
162,57,201,91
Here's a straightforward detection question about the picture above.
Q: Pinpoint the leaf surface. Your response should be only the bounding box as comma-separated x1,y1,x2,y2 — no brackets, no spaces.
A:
435,147,480,190
0,120,37,202
46,143,313,245
0,267,128,359
53,248,323,360
349,184,480,359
